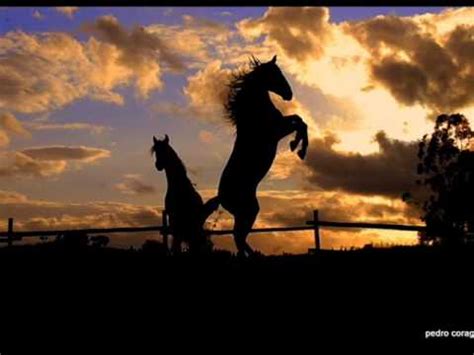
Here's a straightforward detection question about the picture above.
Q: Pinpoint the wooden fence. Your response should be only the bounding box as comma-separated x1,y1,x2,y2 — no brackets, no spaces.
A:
0,209,426,252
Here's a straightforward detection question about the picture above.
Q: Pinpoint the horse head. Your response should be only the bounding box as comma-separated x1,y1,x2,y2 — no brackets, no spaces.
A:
258,55,292,101
151,134,170,171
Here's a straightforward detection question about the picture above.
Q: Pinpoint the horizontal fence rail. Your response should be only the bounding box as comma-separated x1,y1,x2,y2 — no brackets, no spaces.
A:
0,225,165,239
0,210,426,251
305,220,426,232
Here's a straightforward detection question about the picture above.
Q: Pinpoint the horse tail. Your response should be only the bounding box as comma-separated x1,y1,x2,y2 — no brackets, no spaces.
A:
201,196,220,222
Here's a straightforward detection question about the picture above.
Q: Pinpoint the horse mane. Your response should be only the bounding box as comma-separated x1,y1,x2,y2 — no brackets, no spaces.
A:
224,56,263,126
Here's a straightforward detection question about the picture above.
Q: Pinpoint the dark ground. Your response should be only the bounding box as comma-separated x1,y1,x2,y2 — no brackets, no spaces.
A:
0,242,473,354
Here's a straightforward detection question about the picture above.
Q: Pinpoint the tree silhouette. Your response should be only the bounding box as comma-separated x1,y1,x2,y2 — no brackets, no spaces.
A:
404,114,474,246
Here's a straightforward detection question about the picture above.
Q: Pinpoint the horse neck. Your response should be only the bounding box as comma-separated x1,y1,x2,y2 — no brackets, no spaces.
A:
244,81,273,107
239,83,275,117
163,152,191,189
236,85,278,134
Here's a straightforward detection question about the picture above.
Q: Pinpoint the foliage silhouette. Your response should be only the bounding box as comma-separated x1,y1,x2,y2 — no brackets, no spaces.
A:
403,113,474,246
151,134,218,254
206,55,309,257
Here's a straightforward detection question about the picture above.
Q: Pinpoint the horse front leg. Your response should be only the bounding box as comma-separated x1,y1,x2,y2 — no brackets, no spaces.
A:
280,115,308,160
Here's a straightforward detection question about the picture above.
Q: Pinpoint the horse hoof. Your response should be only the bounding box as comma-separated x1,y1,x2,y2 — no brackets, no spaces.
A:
290,140,298,151
297,149,306,160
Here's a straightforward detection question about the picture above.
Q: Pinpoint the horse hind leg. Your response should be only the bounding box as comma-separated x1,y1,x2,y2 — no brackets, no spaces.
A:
233,201,259,257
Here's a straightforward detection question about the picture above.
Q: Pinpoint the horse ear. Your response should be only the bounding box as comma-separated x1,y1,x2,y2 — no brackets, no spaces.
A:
153,136,158,144
164,134,169,145
271,55,277,63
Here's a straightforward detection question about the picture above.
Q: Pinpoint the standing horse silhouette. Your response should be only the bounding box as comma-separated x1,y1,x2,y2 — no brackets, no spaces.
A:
151,135,218,254
208,55,308,257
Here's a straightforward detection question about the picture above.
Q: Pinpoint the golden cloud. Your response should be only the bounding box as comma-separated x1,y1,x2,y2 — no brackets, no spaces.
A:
0,152,67,178
0,130,9,147
21,146,111,162
0,112,30,138
82,15,185,96
152,60,232,124
0,16,183,114
0,189,163,248
203,188,420,254
0,146,110,178
238,7,332,62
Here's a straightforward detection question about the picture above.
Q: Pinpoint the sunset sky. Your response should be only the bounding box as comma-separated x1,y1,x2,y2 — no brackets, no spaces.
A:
1,6,473,254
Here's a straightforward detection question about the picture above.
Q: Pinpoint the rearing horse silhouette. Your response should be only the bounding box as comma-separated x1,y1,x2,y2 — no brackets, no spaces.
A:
209,55,308,257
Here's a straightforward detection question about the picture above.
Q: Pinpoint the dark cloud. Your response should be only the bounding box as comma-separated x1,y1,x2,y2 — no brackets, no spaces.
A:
348,17,474,112
258,189,420,227
303,132,419,198
238,7,332,61
82,15,185,73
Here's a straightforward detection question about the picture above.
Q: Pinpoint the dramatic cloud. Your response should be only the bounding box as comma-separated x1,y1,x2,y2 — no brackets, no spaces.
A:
238,7,332,62
55,7,79,19
0,146,110,178
114,174,156,195
347,11,474,112
0,16,182,114
303,131,419,198
82,15,185,97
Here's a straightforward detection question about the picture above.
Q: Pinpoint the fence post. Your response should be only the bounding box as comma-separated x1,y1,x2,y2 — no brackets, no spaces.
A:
313,210,321,251
7,218,13,247
161,210,169,252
